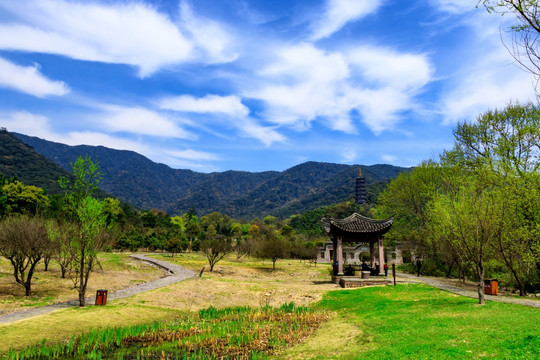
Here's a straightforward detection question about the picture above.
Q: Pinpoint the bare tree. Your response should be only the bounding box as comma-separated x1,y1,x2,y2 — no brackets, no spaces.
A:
482,1,540,89
0,215,49,296
200,224,232,271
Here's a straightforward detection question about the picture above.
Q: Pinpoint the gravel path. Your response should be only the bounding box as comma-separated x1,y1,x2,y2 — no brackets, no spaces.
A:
0,254,196,324
398,272,540,308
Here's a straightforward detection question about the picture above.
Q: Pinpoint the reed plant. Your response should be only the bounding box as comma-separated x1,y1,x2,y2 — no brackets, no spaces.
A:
5,303,327,359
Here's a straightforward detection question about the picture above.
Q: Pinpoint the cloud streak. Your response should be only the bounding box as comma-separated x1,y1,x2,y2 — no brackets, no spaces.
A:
0,57,69,97
0,0,237,77
310,0,383,40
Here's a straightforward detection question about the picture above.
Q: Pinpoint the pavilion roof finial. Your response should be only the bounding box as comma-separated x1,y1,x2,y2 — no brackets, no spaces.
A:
358,167,362,177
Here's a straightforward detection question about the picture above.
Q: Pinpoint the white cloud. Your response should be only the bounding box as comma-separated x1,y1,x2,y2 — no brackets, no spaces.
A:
248,42,433,135
0,0,193,77
239,118,286,146
0,111,55,138
310,0,383,40
159,94,249,117
434,4,537,124
251,43,355,132
346,47,432,90
381,154,398,163
179,1,238,63
341,149,357,163
0,57,69,97
166,149,220,161
432,0,477,14
99,106,194,139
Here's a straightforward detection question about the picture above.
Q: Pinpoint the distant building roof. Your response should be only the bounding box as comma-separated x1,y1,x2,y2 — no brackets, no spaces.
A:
322,212,393,239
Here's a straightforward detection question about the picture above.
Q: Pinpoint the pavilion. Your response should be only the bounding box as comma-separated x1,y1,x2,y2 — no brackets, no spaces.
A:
320,167,393,278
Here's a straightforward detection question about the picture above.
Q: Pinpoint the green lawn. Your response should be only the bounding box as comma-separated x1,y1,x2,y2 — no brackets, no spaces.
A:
307,283,539,359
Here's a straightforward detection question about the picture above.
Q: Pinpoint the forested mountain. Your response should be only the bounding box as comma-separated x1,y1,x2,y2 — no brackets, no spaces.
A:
0,130,71,194
13,132,408,218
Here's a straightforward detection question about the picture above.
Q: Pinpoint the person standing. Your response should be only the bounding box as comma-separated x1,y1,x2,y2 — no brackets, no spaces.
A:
384,262,389,277
416,258,422,277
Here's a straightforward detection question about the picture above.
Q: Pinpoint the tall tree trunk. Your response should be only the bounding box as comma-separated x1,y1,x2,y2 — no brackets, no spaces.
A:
445,261,454,278
476,262,485,305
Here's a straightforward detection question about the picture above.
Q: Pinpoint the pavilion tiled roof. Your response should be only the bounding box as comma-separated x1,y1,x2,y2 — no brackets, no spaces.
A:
322,212,393,235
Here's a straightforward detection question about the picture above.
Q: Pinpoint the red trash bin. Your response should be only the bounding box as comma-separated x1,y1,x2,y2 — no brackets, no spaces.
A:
95,289,108,305
484,279,498,295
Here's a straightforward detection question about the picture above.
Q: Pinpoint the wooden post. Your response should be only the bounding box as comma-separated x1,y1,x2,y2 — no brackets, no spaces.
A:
369,241,375,269
392,263,396,286
378,236,385,275
337,236,344,275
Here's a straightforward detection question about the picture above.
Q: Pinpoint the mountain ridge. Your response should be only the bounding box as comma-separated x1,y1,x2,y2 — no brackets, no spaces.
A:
12,132,408,218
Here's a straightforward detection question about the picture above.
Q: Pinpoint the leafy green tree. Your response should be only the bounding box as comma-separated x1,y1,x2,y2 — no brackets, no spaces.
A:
0,175,8,217
60,156,109,306
3,180,50,215
164,235,187,257
444,102,540,294
428,171,503,305
254,226,291,270
0,215,49,296
444,102,540,176
71,196,108,306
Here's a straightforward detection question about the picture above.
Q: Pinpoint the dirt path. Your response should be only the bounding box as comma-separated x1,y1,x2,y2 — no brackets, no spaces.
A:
398,272,540,308
0,254,195,324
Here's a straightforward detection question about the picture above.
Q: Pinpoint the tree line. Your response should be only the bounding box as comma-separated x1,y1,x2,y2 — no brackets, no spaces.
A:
378,102,540,303
0,155,346,305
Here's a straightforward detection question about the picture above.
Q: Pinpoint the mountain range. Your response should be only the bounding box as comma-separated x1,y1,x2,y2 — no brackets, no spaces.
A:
4,131,408,219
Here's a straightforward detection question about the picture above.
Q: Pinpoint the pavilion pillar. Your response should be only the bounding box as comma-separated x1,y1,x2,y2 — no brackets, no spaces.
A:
369,240,375,269
337,236,344,275
332,236,337,275
378,235,385,275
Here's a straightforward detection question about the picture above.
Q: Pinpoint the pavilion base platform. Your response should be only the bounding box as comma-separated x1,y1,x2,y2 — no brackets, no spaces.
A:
333,275,392,288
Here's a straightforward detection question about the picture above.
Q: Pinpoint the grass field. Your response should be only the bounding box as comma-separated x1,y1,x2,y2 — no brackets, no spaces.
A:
1,252,539,359
0,253,164,315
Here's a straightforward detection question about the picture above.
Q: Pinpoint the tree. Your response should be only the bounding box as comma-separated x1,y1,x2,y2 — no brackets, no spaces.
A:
444,102,540,176
200,224,232,271
482,1,540,87
443,102,540,295
254,227,291,270
428,173,502,304
0,215,49,296
164,236,187,257
3,180,50,215
60,156,109,306
47,219,75,278
71,195,108,306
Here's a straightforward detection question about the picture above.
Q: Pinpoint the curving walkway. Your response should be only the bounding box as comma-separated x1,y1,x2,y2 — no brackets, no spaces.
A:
0,254,196,324
398,272,540,308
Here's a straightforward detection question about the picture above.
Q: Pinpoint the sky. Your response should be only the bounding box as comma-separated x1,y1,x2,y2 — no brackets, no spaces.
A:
0,0,537,173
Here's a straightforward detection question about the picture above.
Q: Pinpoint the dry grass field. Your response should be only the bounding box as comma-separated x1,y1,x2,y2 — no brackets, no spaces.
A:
0,252,164,316
114,253,340,311
0,252,341,354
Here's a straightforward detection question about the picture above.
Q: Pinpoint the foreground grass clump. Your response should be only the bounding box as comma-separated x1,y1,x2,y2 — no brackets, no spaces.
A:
309,284,539,360
6,303,328,359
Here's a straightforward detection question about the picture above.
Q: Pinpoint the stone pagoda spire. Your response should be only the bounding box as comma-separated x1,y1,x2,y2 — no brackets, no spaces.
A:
355,167,367,204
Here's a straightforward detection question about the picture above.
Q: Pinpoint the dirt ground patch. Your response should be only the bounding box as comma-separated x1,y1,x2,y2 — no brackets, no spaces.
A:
0,253,164,315
114,253,341,311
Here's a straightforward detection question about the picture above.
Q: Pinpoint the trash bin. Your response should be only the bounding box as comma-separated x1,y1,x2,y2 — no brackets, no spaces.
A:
95,289,108,305
484,279,498,296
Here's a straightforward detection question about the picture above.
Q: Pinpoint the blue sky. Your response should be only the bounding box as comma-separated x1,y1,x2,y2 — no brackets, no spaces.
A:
0,0,536,172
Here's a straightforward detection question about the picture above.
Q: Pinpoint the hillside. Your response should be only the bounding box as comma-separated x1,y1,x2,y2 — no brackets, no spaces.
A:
14,133,408,218
0,130,71,194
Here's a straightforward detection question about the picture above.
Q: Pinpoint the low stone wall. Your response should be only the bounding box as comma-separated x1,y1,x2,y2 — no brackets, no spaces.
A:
338,277,392,288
